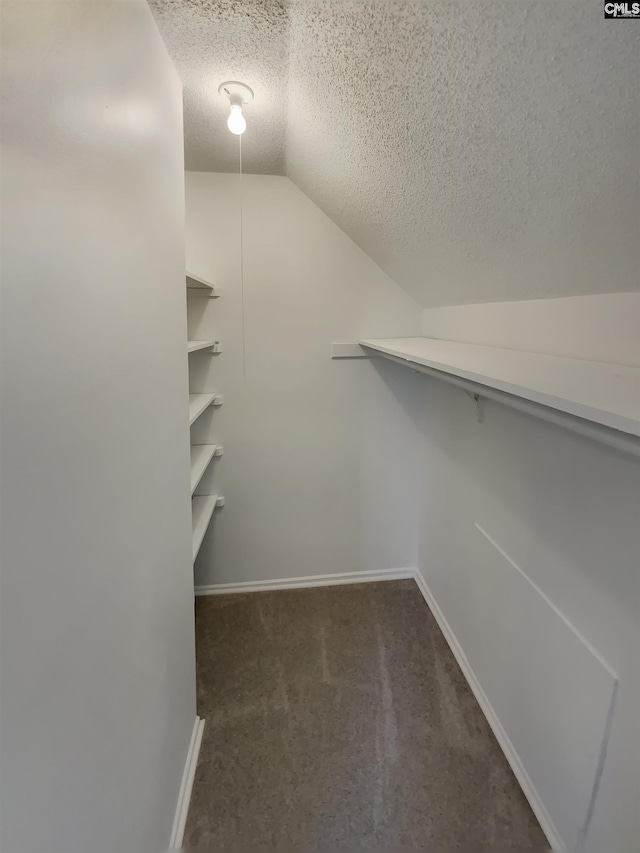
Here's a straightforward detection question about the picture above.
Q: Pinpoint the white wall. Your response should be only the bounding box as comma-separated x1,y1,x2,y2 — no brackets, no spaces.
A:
410,298,640,851
0,3,196,851
422,293,640,368
185,172,423,587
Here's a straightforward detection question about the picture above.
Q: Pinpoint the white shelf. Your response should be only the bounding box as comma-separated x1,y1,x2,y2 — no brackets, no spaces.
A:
188,340,216,353
190,444,218,494
189,393,216,426
186,272,219,296
191,494,218,560
360,337,640,437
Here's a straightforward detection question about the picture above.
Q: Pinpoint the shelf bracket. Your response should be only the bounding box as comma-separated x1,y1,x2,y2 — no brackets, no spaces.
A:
473,393,484,423
464,389,484,422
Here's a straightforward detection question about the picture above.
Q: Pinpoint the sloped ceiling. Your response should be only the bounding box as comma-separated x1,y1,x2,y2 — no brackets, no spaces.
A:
150,0,639,306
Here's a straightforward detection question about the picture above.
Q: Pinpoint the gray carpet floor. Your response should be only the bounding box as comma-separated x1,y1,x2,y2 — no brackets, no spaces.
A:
184,580,548,849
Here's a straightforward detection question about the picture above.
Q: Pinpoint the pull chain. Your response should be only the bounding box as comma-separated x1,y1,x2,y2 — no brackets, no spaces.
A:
239,133,246,380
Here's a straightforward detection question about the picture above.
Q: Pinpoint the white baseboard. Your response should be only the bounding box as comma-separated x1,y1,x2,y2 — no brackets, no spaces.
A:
192,565,563,851
169,716,205,850
411,569,565,852
195,567,416,596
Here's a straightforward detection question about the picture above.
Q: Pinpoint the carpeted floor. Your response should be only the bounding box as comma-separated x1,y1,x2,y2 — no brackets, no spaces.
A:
184,579,548,849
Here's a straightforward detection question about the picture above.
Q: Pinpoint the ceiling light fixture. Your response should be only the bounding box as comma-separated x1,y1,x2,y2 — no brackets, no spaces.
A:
218,81,254,136
227,103,246,135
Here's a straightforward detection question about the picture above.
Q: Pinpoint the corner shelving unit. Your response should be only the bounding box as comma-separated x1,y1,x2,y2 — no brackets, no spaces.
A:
190,444,219,494
186,271,224,563
188,340,217,354
191,495,220,560
188,392,218,426
186,271,220,297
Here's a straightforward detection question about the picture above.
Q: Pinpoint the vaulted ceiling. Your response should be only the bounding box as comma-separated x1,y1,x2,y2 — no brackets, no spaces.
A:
150,1,639,306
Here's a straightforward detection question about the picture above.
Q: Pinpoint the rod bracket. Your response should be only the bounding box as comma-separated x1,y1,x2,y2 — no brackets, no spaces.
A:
473,393,484,423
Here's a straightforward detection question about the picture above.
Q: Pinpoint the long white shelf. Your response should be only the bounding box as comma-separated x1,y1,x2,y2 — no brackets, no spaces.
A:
186,272,220,297
190,444,218,494
191,494,218,560
189,393,216,426
188,340,216,354
359,337,640,437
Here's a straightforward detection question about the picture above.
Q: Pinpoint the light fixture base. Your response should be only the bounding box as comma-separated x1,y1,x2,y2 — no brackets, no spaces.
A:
218,81,254,105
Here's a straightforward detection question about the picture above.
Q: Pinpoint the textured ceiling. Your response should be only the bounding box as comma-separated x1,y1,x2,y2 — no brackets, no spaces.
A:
150,1,639,306
150,0,288,173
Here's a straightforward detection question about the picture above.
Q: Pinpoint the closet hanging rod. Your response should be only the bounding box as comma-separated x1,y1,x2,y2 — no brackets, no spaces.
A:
363,349,640,459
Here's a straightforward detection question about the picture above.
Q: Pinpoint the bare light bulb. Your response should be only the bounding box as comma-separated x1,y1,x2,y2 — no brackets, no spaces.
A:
227,103,246,135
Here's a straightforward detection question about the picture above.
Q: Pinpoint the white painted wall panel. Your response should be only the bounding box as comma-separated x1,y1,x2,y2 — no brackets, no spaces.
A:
421,293,640,367
466,524,616,849
416,378,640,852
0,3,195,851
185,172,423,587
